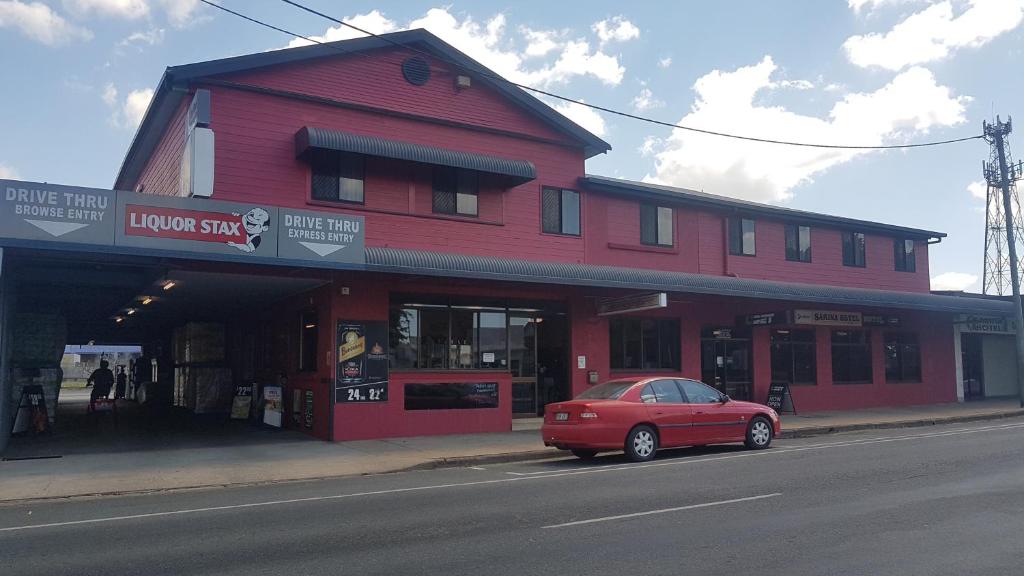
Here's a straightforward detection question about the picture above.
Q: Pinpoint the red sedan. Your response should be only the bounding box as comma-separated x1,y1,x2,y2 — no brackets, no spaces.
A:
542,377,781,462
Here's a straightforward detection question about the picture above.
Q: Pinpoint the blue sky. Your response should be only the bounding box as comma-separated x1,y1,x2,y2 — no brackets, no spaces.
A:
1,0,1023,291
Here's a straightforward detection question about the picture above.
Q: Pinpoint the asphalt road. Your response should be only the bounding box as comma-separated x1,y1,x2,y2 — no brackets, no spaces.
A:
2,418,1024,576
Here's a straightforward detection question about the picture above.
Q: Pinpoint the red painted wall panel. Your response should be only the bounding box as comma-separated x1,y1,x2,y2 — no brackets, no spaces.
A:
134,97,189,196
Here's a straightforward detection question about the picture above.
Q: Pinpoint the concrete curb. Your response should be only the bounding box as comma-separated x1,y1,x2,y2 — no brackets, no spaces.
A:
3,410,1022,504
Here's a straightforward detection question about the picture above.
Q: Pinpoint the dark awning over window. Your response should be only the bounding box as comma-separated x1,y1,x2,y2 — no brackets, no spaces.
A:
296,127,537,185
365,247,1014,315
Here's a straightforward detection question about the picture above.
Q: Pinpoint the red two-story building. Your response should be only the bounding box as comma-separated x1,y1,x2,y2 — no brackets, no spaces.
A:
0,30,1012,446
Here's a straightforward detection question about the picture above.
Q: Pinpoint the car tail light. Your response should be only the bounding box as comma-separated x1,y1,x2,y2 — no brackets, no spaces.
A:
580,412,598,419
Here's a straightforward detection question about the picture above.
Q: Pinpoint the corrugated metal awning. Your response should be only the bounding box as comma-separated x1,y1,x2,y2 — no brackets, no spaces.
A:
365,247,1014,315
296,127,537,185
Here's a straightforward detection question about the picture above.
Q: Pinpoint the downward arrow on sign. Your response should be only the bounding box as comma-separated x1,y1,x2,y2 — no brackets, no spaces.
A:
298,241,345,257
25,220,89,237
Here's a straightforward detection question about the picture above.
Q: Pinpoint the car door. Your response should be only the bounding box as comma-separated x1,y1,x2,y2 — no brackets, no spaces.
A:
641,379,693,447
678,379,747,444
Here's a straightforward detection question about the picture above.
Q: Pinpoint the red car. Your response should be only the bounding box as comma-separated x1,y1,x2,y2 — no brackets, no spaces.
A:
542,377,781,462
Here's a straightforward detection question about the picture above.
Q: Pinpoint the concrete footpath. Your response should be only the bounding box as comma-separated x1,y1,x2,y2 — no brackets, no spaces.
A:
1,399,1021,503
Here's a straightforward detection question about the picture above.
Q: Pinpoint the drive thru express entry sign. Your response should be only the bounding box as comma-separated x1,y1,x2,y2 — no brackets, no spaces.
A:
0,179,366,267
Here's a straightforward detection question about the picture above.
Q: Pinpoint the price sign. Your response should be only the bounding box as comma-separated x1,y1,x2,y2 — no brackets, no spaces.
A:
336,320,389,403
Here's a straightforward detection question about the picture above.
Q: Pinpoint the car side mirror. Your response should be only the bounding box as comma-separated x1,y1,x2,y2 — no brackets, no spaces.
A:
720,395,730,403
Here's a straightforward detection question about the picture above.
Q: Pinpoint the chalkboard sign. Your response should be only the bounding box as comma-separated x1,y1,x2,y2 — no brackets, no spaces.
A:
765,382,796,414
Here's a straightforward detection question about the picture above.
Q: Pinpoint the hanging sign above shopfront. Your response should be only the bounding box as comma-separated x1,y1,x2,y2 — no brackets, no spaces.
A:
596,292,668,316
958,314,1016,334
0,179,365,267
792,309,863,327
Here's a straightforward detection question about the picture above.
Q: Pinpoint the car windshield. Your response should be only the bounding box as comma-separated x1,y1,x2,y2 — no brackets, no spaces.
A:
574,380,638,400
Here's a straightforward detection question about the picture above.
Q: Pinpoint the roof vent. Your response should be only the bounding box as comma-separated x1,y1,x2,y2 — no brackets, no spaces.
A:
401,57,431,86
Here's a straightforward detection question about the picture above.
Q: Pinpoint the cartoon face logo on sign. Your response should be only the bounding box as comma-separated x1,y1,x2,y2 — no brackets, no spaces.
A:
226,208,271,253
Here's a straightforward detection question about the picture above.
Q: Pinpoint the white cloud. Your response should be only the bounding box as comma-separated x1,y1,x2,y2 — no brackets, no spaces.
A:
0,1,92,45
931,271,979,291
0,163,19,179
550,99,606,137
521,27,559,58
286,9,396,48
157,0,202,27
592,15,639,45
631,86,664,112
119,27,163,47
638,136,660,157
647,56,969,203
848,0,930,14
101,82,117,106
104,85,153,129
778,79,815,90
844,0,1024,70
658,57,672,68
967,180,988,200
63,0,148,19
287,8,628,88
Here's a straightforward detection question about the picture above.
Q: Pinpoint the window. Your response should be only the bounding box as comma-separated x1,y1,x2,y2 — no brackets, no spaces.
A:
728,217,756,256
433,167,478,216
404,382,499,410
831,330,872,384
541,188,581,235
885,333,921,382
311,150,365,204
609,317,680,370
785,224,811,262
298,311,318,372
388,298,507,370
649,379,685,403
770,329,816,385
842,232,866,267
894,239,916,272
678,379,724,403
640,205,673,246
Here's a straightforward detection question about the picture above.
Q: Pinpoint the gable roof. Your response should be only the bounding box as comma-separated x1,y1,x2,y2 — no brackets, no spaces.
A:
583,175,947,241
114,29,611,191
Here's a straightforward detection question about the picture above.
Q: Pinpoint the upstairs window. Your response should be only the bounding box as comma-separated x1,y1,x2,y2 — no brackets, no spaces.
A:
894,239,916,272
640,205,674,246
542,188,581,236
842,231,866,267
729,217,756,256
433,168,478,217
785,224,812,262
311,150,365,204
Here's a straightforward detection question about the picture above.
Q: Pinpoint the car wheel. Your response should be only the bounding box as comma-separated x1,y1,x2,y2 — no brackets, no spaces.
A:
571,449,598,460
745,416,773,450
625,425,658,462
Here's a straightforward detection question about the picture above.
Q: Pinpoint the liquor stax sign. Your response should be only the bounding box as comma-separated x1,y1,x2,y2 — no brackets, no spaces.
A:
0,179,365,267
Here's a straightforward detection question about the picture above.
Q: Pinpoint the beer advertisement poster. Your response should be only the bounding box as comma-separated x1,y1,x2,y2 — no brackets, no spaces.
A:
336,320,389,403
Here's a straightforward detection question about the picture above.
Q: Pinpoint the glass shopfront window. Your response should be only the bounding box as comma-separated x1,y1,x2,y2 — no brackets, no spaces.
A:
610,317,681,371
885,332,921,382
770,329,816,385
832,330,873,384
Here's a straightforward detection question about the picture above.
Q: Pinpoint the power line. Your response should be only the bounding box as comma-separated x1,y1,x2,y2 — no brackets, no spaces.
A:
199,0,984,150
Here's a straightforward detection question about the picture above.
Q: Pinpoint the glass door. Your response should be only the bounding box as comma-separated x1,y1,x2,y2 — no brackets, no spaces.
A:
700,328,754,401
509,315,538,416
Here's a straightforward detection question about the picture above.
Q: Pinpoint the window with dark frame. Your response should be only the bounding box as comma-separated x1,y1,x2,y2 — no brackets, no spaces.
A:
388,299,508,370
842,231,866,267
894,239,916,272
728,217,756,256
770,329,816,385
298,311,319,372
432,167,479,217
884,332,921,382
609,317,680,371
831,329,872,384
640,205,673,246
310,150,365,204
541,188,581,236
785,224,812,262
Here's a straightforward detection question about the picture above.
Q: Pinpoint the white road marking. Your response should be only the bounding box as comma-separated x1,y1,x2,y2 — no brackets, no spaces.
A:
469,467,487,471
541,493,782,529
2,420,1022,533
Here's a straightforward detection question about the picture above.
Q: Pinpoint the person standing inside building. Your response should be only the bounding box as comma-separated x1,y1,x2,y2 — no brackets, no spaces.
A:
115,366,127,399
87,360,115,403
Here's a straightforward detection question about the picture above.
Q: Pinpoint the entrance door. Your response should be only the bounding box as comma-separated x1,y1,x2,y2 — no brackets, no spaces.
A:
509,315,538,417
700,328,753,401
961,333,985,400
